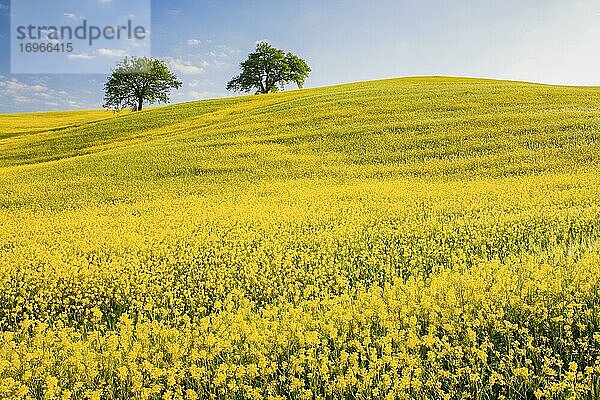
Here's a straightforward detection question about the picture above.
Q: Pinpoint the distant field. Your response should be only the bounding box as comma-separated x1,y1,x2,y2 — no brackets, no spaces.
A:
0,77,599,399
0,109,118,139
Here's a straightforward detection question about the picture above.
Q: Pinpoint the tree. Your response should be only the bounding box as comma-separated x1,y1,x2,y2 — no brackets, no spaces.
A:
103,57,182,112
227,42,311,94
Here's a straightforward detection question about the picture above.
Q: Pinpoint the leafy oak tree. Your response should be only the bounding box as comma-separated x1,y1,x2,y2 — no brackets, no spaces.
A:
227,42,311,94
103,57,182,111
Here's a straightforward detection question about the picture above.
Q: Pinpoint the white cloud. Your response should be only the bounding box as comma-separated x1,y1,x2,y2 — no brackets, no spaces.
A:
0,78,48,104
208,51,230,59
0,79,48,93
188,79,210,88
0,4,9,11
167,58,205,75
194,45,241,71
187,90,218,99
68,53,96,60
97,48,128,57
63,13,79,20
66,99,84,107
0,76,94,112
124,37,149,49
98,0,112,3
41,32,61,45
171,88,230,104
217,44,241,55
187,39,203,46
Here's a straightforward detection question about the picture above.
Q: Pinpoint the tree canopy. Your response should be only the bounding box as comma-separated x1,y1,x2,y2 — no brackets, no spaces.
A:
227,42,311,94
103,57,182,112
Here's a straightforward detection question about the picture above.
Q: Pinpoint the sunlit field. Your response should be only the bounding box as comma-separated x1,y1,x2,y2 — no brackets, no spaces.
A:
0,77,599,399
0,110,118,140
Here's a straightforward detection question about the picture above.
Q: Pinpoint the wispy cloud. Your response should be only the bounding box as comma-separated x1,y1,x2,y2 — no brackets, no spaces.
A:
97,48,128,57
187,39,203,46
187,79,210,88
207,45,241,60
0,75,96,112
216,44,241,55
187,90,221,99
68,53,96,60
0,4,8,12
167,58,206,75
63,13,80,21
0,79,48,94
172,88,230,104
0,77,51,107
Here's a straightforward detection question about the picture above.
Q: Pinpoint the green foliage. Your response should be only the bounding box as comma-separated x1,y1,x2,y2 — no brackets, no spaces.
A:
103,56,182,112
227,42,311,94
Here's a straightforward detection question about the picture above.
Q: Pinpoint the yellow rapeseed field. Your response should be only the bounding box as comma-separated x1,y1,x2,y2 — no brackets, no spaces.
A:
0,77,599,399
0,110,118,139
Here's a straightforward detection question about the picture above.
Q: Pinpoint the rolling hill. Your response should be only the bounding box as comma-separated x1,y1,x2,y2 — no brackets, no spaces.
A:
0,77,599,399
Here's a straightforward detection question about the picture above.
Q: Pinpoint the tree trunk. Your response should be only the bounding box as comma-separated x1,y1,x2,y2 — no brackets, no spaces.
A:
263,72,270,94
137,97,144,111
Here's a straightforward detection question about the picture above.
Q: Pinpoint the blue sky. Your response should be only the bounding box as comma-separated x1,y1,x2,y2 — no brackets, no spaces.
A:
0,0,599,113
